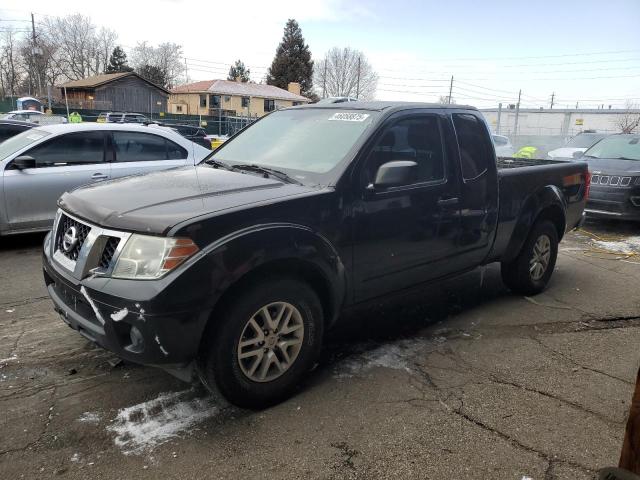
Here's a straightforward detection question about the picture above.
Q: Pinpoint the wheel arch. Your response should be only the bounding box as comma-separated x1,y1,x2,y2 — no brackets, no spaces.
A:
195,224,346,357
502,185,566,263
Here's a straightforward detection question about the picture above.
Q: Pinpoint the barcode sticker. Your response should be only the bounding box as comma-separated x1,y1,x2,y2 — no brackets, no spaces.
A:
328,112,370,122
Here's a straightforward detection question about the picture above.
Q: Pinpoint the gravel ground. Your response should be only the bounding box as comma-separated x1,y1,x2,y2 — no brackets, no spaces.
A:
1,219,639,480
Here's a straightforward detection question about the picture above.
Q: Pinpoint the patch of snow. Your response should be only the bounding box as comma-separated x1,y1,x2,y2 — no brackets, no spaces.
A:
78,412,101,424
336,338,429,377
110,308,129,322
5,308,15,313
80,286,105,325
0,354,18,367
107,390,219,455
592,236,640,254
70,453,80,462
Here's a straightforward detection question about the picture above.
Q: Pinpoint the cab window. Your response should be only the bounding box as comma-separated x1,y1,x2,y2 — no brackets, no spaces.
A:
363,115,445,187
453,113,492,181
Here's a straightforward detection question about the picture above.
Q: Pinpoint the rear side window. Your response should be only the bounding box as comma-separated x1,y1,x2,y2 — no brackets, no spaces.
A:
0,125,30,142
453,113,492,181
25,132,105,167
113,132,188,162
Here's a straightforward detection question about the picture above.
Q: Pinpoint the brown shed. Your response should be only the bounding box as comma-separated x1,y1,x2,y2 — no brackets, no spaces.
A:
59,72,169,114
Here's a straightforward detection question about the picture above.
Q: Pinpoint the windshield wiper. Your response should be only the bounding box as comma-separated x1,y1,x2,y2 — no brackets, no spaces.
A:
232,164,303,185
203,158,236,171
613,156,638,161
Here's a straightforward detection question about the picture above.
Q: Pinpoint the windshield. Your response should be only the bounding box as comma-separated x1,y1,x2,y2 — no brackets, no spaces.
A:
0,129,50,161
565,134,606,148
583,135,640,161
208,108,377,183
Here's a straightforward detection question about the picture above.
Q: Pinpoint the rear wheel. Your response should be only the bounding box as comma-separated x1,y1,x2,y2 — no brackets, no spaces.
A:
501,220,559,295
198,277,323,409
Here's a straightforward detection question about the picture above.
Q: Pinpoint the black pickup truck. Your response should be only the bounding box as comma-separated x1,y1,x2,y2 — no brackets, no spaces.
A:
42,102,589,408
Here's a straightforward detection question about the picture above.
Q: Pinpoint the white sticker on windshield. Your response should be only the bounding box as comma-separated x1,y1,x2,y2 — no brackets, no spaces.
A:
328,112,370,122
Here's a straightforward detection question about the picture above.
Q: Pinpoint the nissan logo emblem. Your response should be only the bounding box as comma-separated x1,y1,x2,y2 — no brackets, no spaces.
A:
62,226,79,253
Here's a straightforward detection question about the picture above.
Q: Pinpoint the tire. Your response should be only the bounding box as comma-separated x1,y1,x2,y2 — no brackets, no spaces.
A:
501,220,559,296
198,276,324,409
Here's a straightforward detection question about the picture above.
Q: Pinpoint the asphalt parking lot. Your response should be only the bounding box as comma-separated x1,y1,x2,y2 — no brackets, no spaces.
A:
1,220,639,480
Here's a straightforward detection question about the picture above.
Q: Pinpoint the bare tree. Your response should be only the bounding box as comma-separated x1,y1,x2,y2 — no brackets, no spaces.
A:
615,101,640,133
130,41,184,88
314,47,378,100
438,95,455,104
0,29,23,97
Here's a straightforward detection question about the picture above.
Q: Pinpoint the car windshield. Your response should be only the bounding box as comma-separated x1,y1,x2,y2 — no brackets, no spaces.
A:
565,134,606,148
0,129,50,161
208,108,377,183
583,135,640,161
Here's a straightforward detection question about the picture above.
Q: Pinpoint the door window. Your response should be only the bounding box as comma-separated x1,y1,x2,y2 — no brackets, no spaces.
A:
363,115,445,187
453,113,492,181
23,131,105,167
112,132,187,162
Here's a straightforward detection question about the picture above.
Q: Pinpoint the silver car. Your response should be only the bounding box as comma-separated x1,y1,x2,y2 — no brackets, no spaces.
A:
0,123,210,235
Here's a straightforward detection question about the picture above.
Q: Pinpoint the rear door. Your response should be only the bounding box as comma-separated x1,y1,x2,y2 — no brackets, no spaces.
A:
3,131,109,232
108,131,190,180
451,112,499,265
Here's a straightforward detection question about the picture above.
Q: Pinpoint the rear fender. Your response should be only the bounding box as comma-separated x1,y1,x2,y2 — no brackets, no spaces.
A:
502,185,566,263
199,223,346,325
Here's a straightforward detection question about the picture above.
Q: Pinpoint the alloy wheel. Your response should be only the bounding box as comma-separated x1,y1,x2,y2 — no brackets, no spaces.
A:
237,302,305,382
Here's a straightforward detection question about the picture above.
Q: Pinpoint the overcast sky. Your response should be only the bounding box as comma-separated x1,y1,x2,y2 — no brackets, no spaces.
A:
2,0,639,108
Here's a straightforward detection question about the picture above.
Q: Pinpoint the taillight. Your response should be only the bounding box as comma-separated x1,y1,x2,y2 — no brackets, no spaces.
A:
584,170,591,200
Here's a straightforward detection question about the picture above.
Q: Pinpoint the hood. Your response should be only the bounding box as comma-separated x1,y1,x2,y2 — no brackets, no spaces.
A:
548,147,586,159
59,166,318,234
579,157,640,175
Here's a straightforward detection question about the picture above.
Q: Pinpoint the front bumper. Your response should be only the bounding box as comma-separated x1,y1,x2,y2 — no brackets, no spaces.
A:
585,184,640,221
42,231,212,368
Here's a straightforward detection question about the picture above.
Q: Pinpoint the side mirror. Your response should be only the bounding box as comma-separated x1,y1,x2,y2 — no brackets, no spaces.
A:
572,151,583,159
370,160,418,190
12,155,36,170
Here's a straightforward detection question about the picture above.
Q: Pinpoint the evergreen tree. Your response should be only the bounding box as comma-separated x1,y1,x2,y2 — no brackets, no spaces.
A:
105,46,133,73
266,19,314,98
137,64,168,88
227,60,251,82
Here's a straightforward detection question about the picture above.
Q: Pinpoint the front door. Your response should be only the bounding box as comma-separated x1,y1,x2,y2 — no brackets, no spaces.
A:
352,113,461,301
3,131,109,232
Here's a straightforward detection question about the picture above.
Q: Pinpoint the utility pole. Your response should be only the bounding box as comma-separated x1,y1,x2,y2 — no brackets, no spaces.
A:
355,56,361,99
31,13,43,100
322,59,327,99
496,103,502,135
513,89,521,136
184,58,189,84
448,75,454,104
550,92,555,109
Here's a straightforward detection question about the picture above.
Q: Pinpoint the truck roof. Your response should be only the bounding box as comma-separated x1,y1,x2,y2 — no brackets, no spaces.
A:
299,100,478,112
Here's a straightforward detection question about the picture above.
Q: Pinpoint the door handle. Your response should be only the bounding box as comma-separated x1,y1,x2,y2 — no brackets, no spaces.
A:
437,197,459,207
91,173,108,180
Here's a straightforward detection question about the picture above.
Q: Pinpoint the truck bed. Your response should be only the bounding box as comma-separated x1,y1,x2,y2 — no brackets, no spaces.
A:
496,157,565,169
488,158,589,263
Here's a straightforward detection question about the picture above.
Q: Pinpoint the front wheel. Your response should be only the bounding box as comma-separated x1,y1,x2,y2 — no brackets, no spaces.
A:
198,277,324,409
501,220,559,295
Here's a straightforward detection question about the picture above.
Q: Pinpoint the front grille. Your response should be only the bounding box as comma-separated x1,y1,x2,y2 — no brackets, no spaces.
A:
99,237,120,269
591,174,632,187
56,215,91,261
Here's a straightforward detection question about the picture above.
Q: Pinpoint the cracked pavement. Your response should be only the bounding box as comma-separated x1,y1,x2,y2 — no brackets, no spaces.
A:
1,219,639,479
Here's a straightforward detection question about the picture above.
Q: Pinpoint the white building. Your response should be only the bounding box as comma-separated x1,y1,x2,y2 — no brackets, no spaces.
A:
480,107,640,137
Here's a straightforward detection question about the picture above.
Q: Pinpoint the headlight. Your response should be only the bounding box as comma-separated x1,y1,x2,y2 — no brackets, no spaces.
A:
635,177,640,186
112,234,199,279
